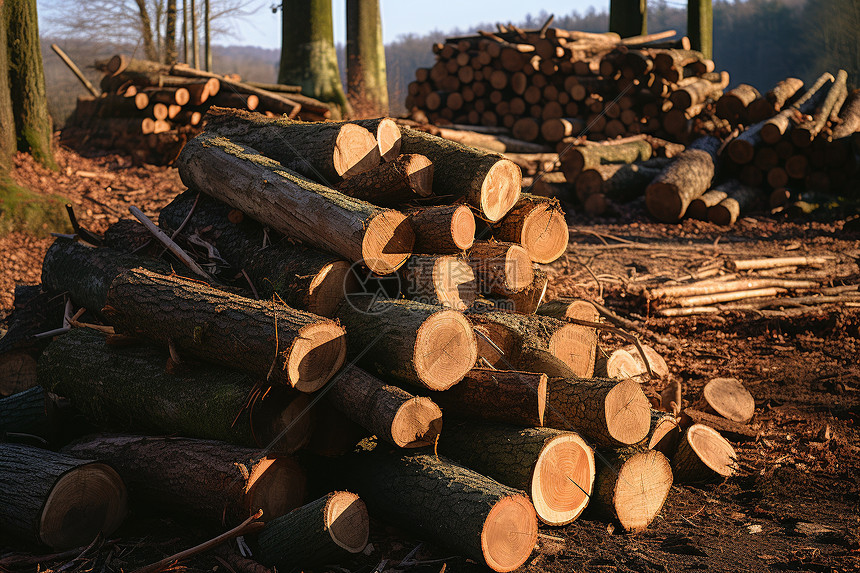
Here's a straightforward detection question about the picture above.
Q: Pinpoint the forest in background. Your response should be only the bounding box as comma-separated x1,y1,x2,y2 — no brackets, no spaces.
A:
42,0,856,125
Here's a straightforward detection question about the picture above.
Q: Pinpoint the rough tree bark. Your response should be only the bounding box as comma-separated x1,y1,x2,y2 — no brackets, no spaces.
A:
609,0,647,38
645,135,721,222
165,0,178,63
346,0,388,116
432,369,548,427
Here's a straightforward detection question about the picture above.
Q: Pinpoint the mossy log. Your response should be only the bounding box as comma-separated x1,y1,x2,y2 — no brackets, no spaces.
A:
39,329,312,453
433,368,547,427
407,204,476,253
559,139,653,182
645,135,721,222
103,268,346,392
63,434,306,526
439,421,595,525
491,194,568,264
334,154,433,205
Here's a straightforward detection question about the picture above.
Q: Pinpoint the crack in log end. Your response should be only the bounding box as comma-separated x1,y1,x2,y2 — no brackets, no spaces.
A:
606,379,652,445
361,211,415,275
414,310,478,390
480,494,538,572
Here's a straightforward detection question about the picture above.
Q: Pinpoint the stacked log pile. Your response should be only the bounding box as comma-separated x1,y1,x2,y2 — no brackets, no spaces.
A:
1,109,748,571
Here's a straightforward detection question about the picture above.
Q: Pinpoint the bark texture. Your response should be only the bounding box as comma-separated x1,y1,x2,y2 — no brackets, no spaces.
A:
408,204,476,253
645,135,721,222
346,0,389,115
0,385,54,437
432,368,547,427
559,139,652,182
335,153,433,205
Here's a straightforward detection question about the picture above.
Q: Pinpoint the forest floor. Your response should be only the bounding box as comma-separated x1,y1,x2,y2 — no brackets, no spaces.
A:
1,141,859,573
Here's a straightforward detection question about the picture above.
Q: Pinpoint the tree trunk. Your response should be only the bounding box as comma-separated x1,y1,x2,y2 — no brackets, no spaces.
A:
672,423,737,482
645,135,720,222
176,132,413,275
439,421,595,526
165,0,177,64
687,0,713,59
0,10,17,168
559,139,653,182
4,0,56,169
609,0,647,38
334,296,477,391
491,194,568,264
255,492,369,569
401,254,477,310
347,451,538,573
0,386,55,437
0,443,127,549
591,448,672,532
707,180,761,226
407,204,476,253
346,0,388,116
278,0,350,114
467,241,535,294
398,127,522,222
63,434,306,527
103,268,346,393
545,377,651,447
40,328,312,453
432,368,547,427
133,0,158,61
334,154,433,205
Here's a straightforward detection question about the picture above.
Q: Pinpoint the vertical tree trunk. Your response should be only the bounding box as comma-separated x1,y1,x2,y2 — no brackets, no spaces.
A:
4,0,56,169
165,0,177,64
191,0,199,68
0,4,16,169
133,0,158,61
279,0,350,115
346,0,389,116
204,0,211,71
609,0,647,38
687,0,713,59
182,0,188,62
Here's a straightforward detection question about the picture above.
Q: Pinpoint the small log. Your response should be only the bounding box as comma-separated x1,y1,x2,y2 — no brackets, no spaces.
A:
687,188,727,220
348,451,538,573
335,297,477,391
432,368,547,427
559,138,653,182
429,125,552,153
792,70,848,147
399,127,522,221
545,377,651,447
672,424,737,482
574,163,665,202
255,492,369,570
491,195,569,264
407,204,475,253
605,344,669,380
668,73,729,109
647,410,682,455
536,299,600,323
334,154,433,205
715,84,760,124
143,86,190,105
699,377,755,423
207,92,259,110
645,135,721,222
707,180,762,226
681,408,759,441
97,93,149,114
0,443,127,549
169,66,301,117
349,118,402,162
401,254,477,310
0,386,55,438
439,421,595,526
467,241,535,294
761,72,834,144
592,448,673,532
489,268,549,314
63,435,306,526
730,255,830,270
831,89,860,139
176,132,414,275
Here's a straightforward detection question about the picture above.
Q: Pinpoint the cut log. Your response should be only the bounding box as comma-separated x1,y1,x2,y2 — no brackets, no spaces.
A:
103,268,346,392
792,70,848,147
304,400,369,457
432,368,547,427
707,180,761,226
768,77,805,110
681,408,759,441
831,89,860,139
326,365,442,448
540,117,587,142
439,421,594,526
687,188,727,220
592,448,672,532
536,299,600,323
574,163,664,202
40,329,313,453
699,377,755,423
63,435,306,526
208,91,259,110
398,127,522,221
645,135,721,222
169,67,302,117
0,386,55,438
467,241,534,294
431,125,553,153
491,195,569,264
255,492,369,570
606,344,669,380
407,204,476,253
335,297,477,391
143,86,190,105
672,424,737,482
668,73,729,109
545,377,651,447
335,153,433,205
401,254,477,310
176,132,414,275
0,443,127,549
559,139,653,182
647,410,682,455
715,84,760,124
347,451,538,573
761,72,834,144
489,268,548,314
349,118,402,162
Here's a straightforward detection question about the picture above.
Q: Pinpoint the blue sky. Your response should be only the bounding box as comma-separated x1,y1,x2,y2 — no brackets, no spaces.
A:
231,1,603,50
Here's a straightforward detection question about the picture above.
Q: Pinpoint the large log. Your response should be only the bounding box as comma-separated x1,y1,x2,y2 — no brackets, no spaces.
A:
40,329,312,453
255,492,369,569
103,268,346,393
0,386,55,438
545,377,651,447
592,448,673,532
347,451,538,573
398,127,522,221
349,118,402,162
326,365,442,448
672,424,737,482
432,368,547,426
746,77,803,121
334,153,433,205
489,268,549,314
176,132,414,275
491,194,569,264
335,297,477,391
559,138,653,182
0,443,127,549
63,435,306,526
401,254,477,310
467,241,535,294
645,135,721,222
439,421,595,526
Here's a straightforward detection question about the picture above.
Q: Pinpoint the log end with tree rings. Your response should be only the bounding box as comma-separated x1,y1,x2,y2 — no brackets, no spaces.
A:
402,154,435,197
390,396,443,448
481,494,538,573
435,256,478,310
307,260,355,318
531,432,595,526
325,491,370,553
608,450,673,533
373,118,402,162
701,377,755,423
648,413,682,456
480,160,522,222
473,323,519,369
245,456,308,522
287,322,347,393
414,310,478,390
360,210,415,275
268,393,315,453
548,324,598,378
496,243,534,293
333,123,382,178
41,462,128,549
606,344,669,380
450,204,477,251
673,424,737,482
519,202,569,264
605,379,652,445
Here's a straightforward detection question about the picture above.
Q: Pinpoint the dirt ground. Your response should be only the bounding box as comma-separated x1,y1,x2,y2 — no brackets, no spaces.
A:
1,142,859,573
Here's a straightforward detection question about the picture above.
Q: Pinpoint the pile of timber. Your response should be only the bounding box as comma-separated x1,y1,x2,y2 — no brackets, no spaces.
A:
405,19,731,146
61,54,334,164
1,109,747,571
